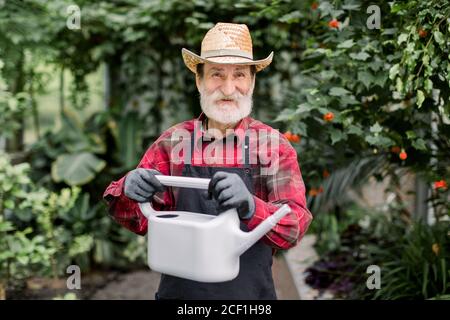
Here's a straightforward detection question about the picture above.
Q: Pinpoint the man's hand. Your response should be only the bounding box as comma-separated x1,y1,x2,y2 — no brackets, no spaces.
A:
124,168,165,203
208,172,255,219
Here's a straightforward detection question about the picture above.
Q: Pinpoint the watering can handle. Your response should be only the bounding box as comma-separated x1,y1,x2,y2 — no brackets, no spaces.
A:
138,175,211,219
155,175,210,190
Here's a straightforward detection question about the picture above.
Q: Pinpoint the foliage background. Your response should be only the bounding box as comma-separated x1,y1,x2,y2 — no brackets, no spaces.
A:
0,0,448,299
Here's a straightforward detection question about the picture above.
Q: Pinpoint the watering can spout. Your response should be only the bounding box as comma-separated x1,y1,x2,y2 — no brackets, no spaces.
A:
236,204,291,256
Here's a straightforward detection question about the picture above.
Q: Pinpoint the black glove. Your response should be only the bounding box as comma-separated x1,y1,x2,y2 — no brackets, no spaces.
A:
208,171,255,219
124,168,165,203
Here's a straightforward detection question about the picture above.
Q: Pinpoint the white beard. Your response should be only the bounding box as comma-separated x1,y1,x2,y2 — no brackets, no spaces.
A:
199,79,255,125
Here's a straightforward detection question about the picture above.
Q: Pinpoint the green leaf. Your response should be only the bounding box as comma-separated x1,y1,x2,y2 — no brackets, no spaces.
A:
433,30,444,46
51,152,106,186
274,109,296,122
391,2,405,13
389,64,400,80
0,220,14,232
319,70,338,80
69,235,94,256
412,138,427,151
424,78,433,93
398,33,408,45
329,128,346,145
349,52,370,61
373,74,388,87
382,28,397,35
329,87,350,96
370,122,383,134
423,262,429,298
4,199,15,209
396,77,404,93
340,95,359,106
118,112,144,170
406,130,417,139
365,135,394,148
290,121,308,137
296,103,315,114
369,60,384,72
17,256,29,265
358,71,374,89
278,10,302,23
342,4,360,10
347,124,364,136
417,90,425,108
366,136,378,145
337,39,355,49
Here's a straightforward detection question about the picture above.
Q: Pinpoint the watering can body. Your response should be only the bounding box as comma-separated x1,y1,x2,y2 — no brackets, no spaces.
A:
138,175,291,283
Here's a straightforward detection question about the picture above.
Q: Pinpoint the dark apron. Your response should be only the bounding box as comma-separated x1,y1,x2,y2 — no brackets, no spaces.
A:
155,132,276,300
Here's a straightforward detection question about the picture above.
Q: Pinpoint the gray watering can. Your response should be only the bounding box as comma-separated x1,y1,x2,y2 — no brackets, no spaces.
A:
139,175,291,283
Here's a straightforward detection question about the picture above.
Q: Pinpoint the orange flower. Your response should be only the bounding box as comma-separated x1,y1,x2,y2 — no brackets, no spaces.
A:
323,169,330,178
434,180,448,191
432,243,440,256
309,188,318,197
328,19,340,29
311,2,319,10
283,131,292,140
318,186,324,194
284,131,301,143
290,133,301,143
390,146,401,154
323,112,334,122
419,28,428,38
399,150,407,160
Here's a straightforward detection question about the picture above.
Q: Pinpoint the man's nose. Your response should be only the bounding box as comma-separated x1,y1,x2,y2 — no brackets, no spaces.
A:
220,78,236,96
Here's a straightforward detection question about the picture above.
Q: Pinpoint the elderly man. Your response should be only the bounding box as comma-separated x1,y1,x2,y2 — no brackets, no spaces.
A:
103,22,312,300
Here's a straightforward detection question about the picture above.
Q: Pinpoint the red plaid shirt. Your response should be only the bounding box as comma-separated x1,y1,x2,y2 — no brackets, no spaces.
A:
103,113,312,250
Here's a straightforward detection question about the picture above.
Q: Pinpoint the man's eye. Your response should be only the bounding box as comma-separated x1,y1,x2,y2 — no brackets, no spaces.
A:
212,73,221,77
236,73,245,78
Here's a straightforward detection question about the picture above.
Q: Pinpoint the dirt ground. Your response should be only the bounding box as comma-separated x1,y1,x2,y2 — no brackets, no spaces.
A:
7,254,300,300
91,254,299,300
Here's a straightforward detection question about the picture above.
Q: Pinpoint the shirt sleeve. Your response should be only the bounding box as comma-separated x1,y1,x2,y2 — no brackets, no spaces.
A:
102,135,173,236
243,139,313,250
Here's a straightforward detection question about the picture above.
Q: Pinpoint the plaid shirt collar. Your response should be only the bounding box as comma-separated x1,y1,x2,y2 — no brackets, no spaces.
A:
195,112,251,145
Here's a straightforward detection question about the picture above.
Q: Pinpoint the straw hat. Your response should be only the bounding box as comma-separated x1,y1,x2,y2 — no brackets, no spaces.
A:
182,22,273,74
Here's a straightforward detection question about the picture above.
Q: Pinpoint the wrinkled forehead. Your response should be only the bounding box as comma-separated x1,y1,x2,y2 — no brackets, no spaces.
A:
203,63,251,73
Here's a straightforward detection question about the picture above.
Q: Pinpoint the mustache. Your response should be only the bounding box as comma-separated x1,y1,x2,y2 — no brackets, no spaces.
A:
199,84,254,125
207,90,246,102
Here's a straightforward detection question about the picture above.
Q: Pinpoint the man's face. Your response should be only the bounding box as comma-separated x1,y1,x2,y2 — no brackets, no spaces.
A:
196,63,255,125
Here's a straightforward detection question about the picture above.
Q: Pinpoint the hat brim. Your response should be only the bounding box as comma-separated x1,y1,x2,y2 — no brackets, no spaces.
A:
182,48,273,74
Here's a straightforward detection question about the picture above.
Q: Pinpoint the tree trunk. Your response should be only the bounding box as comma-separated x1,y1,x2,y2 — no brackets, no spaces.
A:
29,70,40,140
59,67,65,116
6,51,25,153
106,53,123,111
414,174,429,222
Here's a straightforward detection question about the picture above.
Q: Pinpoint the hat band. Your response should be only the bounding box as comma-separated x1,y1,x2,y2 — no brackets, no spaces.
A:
201,49,253,60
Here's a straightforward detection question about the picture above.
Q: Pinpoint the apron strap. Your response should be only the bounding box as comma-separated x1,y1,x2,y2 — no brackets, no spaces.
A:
243,133,250,168
188,128,250,167
186,126,198,165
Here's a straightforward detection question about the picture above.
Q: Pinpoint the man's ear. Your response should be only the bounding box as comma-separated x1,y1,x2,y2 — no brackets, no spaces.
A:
249,75,256,94
195,75,201,91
